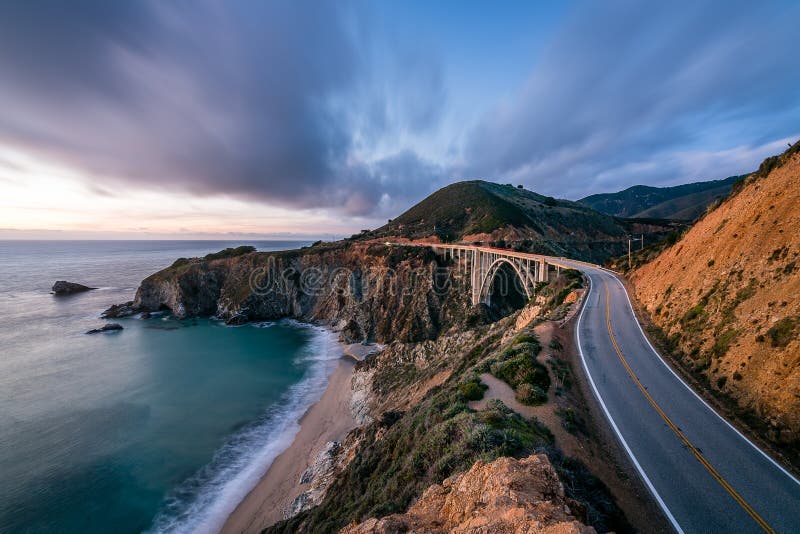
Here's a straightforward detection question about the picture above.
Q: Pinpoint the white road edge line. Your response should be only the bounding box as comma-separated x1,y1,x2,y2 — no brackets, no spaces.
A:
574,271,684,534
610,274,800,487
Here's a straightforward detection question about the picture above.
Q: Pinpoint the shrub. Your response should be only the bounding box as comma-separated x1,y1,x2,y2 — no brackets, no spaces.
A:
665,232,680,246
490,351,550,406
681,304,706,324
562,269,583,286
515,382,548,405
458,380,487,401
767,317,798,348
556,408,585,435
712,329,738,357
514,333,539,346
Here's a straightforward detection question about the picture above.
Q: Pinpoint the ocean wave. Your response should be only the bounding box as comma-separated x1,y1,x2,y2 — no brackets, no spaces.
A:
147,323,339,534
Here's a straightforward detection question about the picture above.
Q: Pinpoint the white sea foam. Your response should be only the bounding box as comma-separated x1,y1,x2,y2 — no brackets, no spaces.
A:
147,321,340,534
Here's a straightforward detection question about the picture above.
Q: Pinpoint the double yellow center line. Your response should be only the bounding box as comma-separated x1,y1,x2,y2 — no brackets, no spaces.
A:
602,280,775,534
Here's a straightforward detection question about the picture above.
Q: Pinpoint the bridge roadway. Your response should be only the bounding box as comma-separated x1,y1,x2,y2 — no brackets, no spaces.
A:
421,243,800,533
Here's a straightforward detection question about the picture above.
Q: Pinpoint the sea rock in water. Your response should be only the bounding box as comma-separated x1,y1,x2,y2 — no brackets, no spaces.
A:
86,323,124,334
102,301,138,318
52,281,95,295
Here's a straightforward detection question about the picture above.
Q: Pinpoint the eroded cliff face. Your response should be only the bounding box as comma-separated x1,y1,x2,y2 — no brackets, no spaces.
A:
127,243,476,343
631,145,800,444
340,454,596,534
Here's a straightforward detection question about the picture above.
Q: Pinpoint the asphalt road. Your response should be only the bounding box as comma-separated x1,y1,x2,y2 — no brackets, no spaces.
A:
560,260,800,533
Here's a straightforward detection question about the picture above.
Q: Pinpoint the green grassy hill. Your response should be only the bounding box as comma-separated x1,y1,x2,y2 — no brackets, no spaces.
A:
579,174,745,221
362,180,680,263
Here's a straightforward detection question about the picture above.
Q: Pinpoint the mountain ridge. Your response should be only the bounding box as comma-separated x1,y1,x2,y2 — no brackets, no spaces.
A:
579,174,746,220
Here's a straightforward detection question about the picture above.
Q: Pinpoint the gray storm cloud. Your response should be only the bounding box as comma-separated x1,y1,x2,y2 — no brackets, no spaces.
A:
0,0,798,214
0,0,445,216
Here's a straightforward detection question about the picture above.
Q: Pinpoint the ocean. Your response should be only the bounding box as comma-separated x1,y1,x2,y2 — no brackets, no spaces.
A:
0,240,340,533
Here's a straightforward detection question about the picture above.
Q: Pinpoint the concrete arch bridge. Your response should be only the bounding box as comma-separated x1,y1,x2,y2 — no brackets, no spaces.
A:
429,244,571,306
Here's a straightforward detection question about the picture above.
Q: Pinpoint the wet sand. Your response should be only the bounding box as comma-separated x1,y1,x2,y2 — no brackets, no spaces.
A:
220,356,357,533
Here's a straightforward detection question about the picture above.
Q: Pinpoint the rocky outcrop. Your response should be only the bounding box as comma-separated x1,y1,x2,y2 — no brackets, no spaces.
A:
353,330,478,419
340,454,595,534
102,301,138,318
112,244,474,343
86,323,123,334
52,281,95,295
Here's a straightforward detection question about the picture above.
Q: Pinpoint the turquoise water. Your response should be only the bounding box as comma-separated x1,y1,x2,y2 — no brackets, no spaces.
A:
0,241,339,533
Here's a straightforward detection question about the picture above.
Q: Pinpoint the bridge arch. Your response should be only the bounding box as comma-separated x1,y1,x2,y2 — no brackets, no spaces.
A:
477,257,532,310
429,244,552,306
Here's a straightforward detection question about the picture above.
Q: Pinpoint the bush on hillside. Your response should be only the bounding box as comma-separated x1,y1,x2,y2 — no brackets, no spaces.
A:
458,379,488,401
767,317,798,348
204,245,256,261
489,334,550,406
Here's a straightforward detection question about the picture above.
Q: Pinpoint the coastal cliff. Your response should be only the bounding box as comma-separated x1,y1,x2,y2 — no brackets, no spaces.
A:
110,243,476,343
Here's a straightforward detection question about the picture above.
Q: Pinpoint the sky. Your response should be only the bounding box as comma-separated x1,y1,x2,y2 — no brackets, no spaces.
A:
1,0,798,239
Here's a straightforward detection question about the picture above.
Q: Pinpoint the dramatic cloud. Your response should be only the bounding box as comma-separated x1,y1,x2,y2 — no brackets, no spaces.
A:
0,0,445,215
463,0,800,197
1,0,798,230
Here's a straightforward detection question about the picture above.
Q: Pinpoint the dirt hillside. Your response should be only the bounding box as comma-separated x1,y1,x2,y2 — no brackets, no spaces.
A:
631,143,800,445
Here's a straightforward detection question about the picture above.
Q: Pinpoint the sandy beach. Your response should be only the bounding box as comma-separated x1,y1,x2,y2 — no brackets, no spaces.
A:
221,342,379,533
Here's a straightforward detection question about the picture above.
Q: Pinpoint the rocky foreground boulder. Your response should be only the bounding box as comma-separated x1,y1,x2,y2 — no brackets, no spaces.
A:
340,455,596,534
52,281,95,295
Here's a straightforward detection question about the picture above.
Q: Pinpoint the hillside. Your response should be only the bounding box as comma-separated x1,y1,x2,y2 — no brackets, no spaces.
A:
630,141,800,447
580,174,744,220
365,180,679,263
